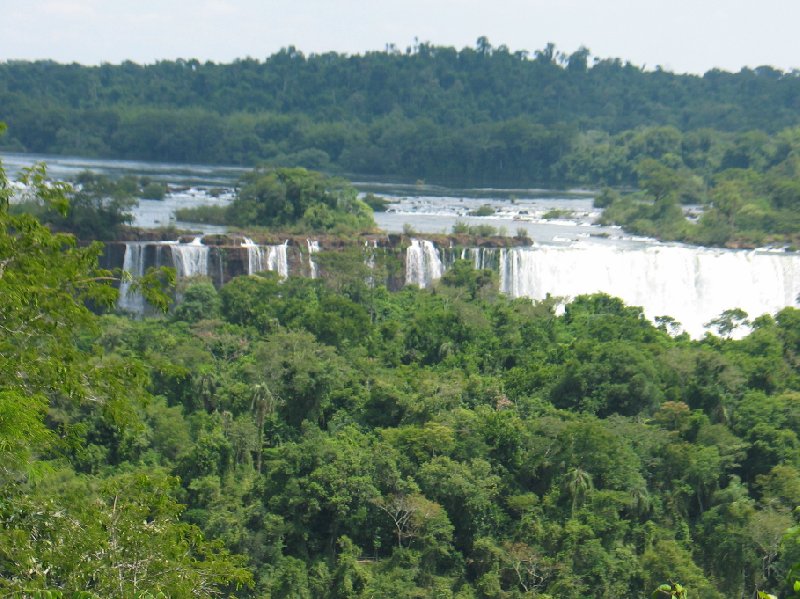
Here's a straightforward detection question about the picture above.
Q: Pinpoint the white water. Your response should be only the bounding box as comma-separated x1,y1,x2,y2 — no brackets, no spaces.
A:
241,238,289,278
307,240,320,279
118,243,148,314
266,242,289,279
116,234,800,337
460,247,498,270
242,237,265,275
170,236,209,278
496,244,800,337
405,239,443,288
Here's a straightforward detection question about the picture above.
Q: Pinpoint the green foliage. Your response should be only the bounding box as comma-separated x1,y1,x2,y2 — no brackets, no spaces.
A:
362,193,391,212
11,170,145,240
706,308,750,337
0,150,249,597
440,259,497,300
140,180,168,200
599,141,800,247
0,166,117,438
5,148,800,596
173,280,221,322
653,582,687,598
468,204,495,217
174,204,228,224
542,208,573,220
452,221,500,237
228,167,374,233
5,48,800,191
0,469,252,596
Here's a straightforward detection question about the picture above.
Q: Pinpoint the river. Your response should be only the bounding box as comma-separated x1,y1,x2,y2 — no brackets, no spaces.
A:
3,152,798,337
1,151,622,241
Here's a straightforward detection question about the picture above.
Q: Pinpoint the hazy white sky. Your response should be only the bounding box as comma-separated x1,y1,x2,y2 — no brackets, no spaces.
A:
1,0,798,74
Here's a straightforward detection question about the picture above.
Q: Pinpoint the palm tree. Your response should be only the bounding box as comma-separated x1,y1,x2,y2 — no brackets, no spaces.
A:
565,467,593,517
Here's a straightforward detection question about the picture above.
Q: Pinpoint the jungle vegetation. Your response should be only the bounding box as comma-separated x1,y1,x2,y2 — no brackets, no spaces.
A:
2,40,800,189
2,151,800,598
4,41,800,246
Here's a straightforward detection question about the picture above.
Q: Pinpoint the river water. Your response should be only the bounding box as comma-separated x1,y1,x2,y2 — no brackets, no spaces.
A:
1,151,620,241
3,152,798,336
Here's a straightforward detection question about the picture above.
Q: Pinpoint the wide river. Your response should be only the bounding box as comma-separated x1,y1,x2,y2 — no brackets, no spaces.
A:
3,152,798,337
1,151,624,243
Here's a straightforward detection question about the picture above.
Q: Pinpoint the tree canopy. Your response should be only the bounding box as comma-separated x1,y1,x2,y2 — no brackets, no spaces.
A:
2,41,800,187
226,167,374,233
0,148,251,596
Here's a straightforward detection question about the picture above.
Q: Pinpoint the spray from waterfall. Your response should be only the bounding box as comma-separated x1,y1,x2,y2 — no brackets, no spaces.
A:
497,244,800,337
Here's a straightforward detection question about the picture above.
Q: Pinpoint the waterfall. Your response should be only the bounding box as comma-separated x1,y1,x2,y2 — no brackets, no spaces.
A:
453,247,497,270
498,244,800,337
405,239,443,288
240,238,288,278
216,250,225,287
266,241,289,278
364,240,378,286
365,240,378,269
467,247,498,270
242,237,265,275
154,243,168,269
307,239,320,279
113,236,799,339
170,236,209,278
118,242,148,314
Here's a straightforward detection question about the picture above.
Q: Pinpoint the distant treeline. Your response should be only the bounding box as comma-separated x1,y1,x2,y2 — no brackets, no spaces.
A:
2,40,800,185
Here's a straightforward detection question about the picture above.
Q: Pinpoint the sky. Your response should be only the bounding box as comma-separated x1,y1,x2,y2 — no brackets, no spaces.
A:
1,0,799,75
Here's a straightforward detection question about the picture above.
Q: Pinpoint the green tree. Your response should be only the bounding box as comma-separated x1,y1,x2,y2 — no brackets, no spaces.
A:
173,280,221,322
0,157,115,474
0,469,253,596
0,144,249,596
228,167,374,232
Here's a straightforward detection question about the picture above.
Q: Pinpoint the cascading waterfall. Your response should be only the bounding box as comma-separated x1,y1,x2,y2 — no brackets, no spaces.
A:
466,247,498,271
242,237,265,275
240,238,288,278
170,236,209,278
307,239,320,279
405,239,443,288
498,244,800,337
118,242,148,314
400,239,800,336
154,244,168,269
112,236,799,338
266,241,289,278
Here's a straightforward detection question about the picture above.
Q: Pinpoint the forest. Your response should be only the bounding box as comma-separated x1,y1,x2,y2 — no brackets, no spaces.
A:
1,40,800,189
4,41,800,247
2,145,800,598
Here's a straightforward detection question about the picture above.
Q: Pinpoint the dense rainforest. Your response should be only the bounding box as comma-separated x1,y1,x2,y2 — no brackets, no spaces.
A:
3,39,800,597
5,40,800,246
2,39,800,189
2,150,800,598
